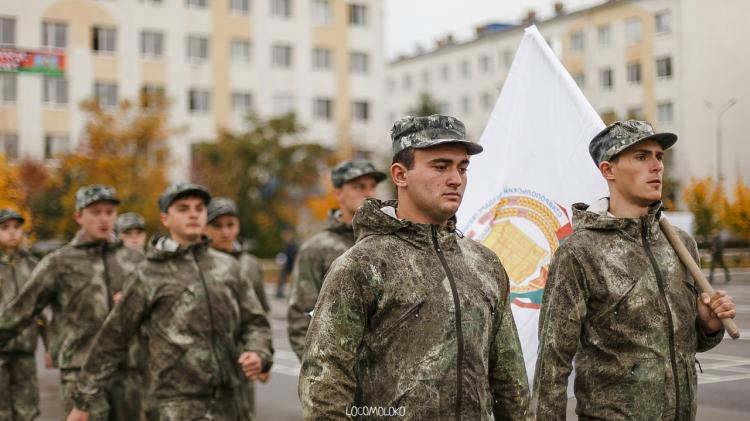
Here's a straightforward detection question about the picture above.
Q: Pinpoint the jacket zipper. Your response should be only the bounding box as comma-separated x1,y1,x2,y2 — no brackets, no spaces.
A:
10,257,18,295
101,243,112,310
641,218,680,419
431,225,464,420
192,248,225,385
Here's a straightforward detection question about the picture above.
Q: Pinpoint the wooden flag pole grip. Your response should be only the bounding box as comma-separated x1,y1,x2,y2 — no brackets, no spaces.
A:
659,218,740,339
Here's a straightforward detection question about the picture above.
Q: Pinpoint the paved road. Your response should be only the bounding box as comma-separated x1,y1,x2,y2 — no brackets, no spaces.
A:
36,269,750,420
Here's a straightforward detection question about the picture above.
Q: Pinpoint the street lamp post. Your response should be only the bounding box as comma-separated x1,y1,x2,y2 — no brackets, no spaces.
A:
705,98,738,187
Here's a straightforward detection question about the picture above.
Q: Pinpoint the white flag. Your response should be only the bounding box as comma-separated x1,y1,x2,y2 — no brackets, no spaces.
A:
457,26,608,388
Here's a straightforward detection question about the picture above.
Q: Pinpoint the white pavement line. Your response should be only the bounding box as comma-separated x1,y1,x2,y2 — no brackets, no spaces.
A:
700,353,750,363
698,374,750,385
701,364,750,373
272,362,302,377
275,350,300,361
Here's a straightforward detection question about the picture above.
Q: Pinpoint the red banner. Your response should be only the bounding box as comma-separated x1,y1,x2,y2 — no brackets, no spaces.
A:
0,48,65,76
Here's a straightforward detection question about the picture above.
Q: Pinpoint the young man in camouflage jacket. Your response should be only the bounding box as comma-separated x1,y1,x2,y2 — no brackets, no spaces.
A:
532,120,737,420
300,115,530,420
67,183,273,421
0,209,40,421
287,159,385,360
0,186,144,421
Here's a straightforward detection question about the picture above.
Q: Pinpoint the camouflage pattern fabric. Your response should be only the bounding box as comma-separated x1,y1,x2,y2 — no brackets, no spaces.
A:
158,182,211,212
287,210,355,360
0,208,24,225
390,114,483,155
115,212,145,233
532,199,724,421
207,197,239,224
588,120,677,164
299,199,529,420
0,250,39,353
330,160,386,188
75,185,120,211
72,236,273,420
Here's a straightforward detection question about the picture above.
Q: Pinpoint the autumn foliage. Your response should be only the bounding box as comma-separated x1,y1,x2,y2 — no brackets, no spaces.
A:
683,176,750,241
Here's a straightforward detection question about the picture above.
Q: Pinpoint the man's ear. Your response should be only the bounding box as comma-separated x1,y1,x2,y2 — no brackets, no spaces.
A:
390,163,408,188
73,211,83,225
160,212,169,228
599,161,616,182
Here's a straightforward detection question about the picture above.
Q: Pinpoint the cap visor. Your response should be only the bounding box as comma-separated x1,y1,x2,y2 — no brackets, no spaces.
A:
639,132,677,151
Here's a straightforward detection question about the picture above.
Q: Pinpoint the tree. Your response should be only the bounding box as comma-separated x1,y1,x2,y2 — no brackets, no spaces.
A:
192,113,335,257
683,177,727,237
408,93,441,116
0,154,31,226
725,178,750,241
35,94,172,238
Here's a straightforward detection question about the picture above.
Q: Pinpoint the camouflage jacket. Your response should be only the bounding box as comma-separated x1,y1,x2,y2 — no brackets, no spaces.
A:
532,200,724,421
227,240,270,313
73,236,274,409
0,232,143,369
288,210,355,360
299,199,529,420
0,250,39,353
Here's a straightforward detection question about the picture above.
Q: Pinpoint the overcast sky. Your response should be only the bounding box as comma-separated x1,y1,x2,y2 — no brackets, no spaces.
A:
385,0,604,59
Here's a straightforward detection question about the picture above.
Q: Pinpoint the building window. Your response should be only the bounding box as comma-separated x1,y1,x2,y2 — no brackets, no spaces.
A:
140,84,166,108
599,68,613,91
625,17,642,44
92,26,116,53
570,31,584,53
349,4,367,26
656,56,673,79
0,74,17,103
229,0,250,14
140,31,164,58
0,17,15,46
350,52,369,74
0,133,18,159
271,0,292,18
272,44,292,68
597,24,611,48
187,35,209,61
480,92,493,111
312,0,332,25
43,77,68,105
460,60,470,78
188,89,211,113
626,62,641,84
272,93,294,116
231,92,253,114
626,107,645,120
313,98,333,120
312,47,332,70
42,22,67,49
352,101,370,122
230,39,251,62
657,102,673,125
461,96,471,113
572,72,585,88
186,0,208,8
655,10,671,35
440,64,450,81
44,134,69,159
479,54,491,74
402,74,412,90
94,82,118,108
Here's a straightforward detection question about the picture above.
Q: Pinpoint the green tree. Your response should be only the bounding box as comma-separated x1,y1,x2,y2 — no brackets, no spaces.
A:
408,93,441,116
191,113,334,257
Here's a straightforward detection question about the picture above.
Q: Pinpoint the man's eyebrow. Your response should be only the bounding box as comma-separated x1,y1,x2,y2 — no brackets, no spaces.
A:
428,158,455,165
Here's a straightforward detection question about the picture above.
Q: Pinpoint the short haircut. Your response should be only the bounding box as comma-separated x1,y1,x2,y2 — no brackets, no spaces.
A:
392,147,415,170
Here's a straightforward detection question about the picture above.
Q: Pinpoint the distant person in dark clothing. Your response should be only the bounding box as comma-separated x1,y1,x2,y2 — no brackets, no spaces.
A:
276,229,298,298
709,230,731,284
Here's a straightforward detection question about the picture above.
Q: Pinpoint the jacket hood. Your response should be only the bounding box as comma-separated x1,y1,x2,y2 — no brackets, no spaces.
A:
146,234,212,261
353,198,459,249
572,198,663,241
324,209,354,236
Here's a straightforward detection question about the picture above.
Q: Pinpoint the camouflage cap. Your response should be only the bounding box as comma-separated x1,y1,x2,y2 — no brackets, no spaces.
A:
331,160,387,188
158,182,211,212
589,120,677,165
75,184,120,211
390,114,483,156
0,208,24,225
207,197,238,223
115,212,145,233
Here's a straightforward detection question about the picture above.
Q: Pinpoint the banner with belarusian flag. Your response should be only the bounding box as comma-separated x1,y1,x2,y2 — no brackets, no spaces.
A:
457,26,608,388
0,48,65,77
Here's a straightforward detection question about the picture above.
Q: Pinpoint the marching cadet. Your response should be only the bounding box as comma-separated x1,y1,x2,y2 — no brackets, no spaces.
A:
67,183,273,421
0,209,40,421
532,120,737,420
300,115,530,420
286,160,385,360
206,196,270,420
115,212,147,251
